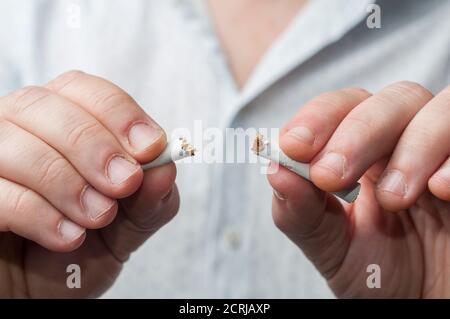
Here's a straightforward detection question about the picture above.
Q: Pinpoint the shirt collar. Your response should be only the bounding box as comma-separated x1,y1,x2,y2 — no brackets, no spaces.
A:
236,0,376,109
180,0,376,128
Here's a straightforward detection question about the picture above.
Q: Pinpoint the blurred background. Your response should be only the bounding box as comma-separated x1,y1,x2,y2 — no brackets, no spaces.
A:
0,0,449,298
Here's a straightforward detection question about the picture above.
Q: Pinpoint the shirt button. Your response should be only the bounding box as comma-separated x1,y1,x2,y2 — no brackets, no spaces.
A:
224,229,242,250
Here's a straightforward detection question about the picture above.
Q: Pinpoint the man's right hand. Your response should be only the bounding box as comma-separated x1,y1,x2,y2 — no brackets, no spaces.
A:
0,71,179,298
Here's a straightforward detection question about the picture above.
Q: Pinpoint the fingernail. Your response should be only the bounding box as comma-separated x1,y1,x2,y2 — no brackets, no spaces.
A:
128,123,163,152
81,186,116,220
59,219,85,242
107,155,140,185
273,189,287,201
377,169,408,197
315,152,346,179
285,126,315,146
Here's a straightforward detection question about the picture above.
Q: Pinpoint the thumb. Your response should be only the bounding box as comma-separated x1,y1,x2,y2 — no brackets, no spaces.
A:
100,163,179,262
267,164,352,279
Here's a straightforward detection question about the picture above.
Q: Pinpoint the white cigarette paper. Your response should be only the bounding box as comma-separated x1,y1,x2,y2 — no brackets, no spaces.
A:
142,137,196,170
252,134,360,203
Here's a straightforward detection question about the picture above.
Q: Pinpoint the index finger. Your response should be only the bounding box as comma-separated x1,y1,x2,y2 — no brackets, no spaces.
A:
280,88,371,162
45,70,167,163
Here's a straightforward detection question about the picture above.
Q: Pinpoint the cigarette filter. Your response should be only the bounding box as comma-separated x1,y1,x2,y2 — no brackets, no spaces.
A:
252,134,360,203
142,137,196,170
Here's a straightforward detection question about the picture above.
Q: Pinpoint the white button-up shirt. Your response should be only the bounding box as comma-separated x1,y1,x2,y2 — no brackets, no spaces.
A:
0,0,449,298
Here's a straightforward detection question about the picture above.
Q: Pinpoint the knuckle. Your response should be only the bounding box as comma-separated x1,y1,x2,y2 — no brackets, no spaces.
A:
5,86,51,116
34,151,74,187
388,81,433,102
88,88,134,113
0,119,16,140
309,91,352,109
343,113,374,132
63,69,85,76
47,70,85,92
310,91,339,104
7,187,36,222
66,119,105,148
11,86,43,99
58,70,85,80
342,87,372,99
392,80,425,92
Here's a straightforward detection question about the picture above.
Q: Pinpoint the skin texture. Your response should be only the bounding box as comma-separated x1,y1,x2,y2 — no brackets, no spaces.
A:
269,83,450,298
207,0,308,88
0,71,179,298
0,1,308,297
1,1,448,299
208,0,450,298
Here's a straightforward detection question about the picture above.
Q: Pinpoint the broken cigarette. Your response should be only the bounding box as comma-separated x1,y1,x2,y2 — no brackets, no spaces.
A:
142,137,196,170
252,134,360,203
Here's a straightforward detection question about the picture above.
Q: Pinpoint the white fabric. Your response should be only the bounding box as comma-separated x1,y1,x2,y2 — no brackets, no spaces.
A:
0,0,449,298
